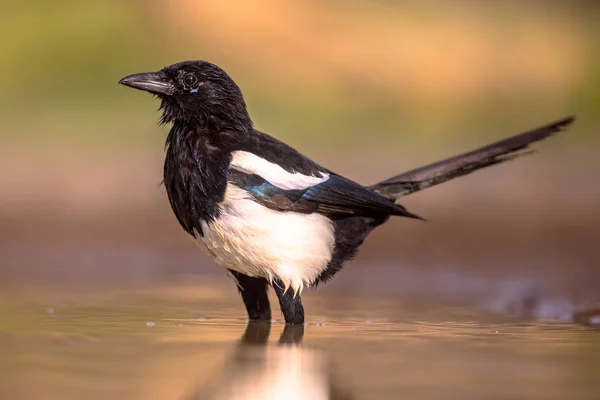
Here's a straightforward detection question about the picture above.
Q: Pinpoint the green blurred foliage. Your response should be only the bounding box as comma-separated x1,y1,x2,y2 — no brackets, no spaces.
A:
0,1,598,151
0,1,163,146
1,2,157,99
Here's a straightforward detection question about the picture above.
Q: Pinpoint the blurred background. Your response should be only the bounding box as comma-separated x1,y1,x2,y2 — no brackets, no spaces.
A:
2,1,600,399
2,0,598,309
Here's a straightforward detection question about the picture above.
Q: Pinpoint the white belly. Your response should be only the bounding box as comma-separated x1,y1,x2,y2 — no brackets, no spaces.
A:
197,185,335,293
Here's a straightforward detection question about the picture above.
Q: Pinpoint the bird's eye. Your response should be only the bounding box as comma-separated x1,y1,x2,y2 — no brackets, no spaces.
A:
183,74,197,86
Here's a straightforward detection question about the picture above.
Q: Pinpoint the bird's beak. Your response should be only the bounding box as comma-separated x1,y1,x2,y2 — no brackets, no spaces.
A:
118,71,175,95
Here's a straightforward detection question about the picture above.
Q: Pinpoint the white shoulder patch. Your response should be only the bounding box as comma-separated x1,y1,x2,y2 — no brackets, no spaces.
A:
230,150,329,190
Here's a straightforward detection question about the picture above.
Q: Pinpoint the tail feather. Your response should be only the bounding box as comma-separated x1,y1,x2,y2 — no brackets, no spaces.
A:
369,116,575,200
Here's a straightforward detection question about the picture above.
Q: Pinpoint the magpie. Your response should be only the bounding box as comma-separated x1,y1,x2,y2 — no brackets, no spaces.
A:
119,60,574,325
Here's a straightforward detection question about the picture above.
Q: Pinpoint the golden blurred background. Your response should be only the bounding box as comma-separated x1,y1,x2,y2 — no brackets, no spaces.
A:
2,2,600,399
1,0,599,308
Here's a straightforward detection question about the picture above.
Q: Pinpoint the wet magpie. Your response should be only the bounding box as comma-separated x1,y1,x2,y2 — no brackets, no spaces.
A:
119,60,574,325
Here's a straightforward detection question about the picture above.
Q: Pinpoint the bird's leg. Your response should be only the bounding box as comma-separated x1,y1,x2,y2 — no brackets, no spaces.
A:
229,270,272,321
272,279,305,325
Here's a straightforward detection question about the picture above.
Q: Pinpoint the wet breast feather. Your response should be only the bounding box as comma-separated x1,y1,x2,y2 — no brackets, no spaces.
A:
199,185,335,293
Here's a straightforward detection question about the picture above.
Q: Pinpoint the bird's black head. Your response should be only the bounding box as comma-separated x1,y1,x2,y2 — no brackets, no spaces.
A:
119,60,252,132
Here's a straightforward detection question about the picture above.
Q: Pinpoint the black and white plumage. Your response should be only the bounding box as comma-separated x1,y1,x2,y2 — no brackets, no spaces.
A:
119,60,574,324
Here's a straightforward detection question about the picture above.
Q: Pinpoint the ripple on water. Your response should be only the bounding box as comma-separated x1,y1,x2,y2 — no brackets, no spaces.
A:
1,286,599,399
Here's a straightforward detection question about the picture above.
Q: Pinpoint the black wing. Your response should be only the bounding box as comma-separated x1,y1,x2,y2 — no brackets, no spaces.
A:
303,174,423,219
223,129,423,220
228,169,424,220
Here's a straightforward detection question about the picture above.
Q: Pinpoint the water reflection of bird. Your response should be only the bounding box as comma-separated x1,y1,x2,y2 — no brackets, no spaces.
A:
119,60,574,325
180,322,354,400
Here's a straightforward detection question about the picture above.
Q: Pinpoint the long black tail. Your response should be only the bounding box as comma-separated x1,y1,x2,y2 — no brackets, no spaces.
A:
369,116,575,200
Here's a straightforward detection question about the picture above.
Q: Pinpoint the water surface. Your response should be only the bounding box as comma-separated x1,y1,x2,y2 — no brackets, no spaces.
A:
1,285,598,400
